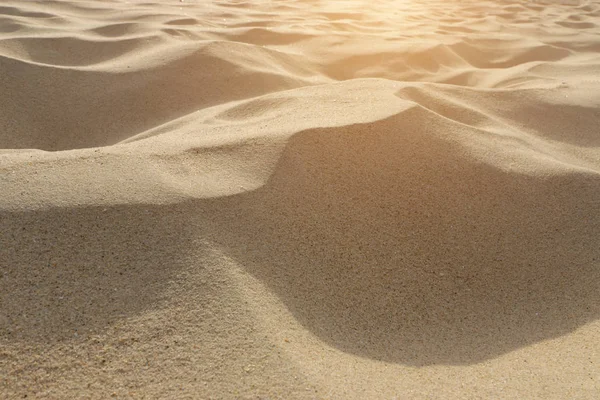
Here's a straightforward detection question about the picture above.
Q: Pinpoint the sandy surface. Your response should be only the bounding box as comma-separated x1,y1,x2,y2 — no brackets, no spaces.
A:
1,0,600,398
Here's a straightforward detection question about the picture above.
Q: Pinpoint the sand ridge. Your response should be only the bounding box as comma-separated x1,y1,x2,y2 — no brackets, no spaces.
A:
1,0,600,398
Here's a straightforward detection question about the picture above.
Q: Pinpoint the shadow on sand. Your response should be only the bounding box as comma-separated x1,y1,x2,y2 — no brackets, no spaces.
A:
205,117,600,366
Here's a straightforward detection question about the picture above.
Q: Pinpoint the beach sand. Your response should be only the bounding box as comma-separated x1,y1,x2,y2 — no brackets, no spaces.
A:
1,0,599,398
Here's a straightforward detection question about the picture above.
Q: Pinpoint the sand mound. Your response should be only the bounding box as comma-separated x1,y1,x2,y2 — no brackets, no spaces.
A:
208,104,600,366
2,0,600,398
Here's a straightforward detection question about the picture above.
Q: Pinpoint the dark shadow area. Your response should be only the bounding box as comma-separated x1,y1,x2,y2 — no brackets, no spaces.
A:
3,110,599,366
0,203,202,343
203,114,600,366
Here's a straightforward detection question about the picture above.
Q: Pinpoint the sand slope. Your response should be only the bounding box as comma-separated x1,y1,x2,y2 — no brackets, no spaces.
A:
1,0,600,398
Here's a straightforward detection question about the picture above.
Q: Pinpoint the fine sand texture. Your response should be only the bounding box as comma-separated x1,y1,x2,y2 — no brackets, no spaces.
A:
1,0,600,398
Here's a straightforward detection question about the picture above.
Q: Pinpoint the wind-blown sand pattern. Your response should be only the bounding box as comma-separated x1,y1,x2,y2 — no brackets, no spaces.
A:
1,0,600,398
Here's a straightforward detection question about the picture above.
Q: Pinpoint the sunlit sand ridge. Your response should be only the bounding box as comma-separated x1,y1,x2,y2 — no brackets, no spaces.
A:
1,0,599,398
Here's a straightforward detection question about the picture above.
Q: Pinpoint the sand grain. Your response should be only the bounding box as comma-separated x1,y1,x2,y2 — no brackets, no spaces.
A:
1,0,600,398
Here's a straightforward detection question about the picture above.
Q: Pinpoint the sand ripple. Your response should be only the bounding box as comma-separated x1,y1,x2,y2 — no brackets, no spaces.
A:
1,0,600,398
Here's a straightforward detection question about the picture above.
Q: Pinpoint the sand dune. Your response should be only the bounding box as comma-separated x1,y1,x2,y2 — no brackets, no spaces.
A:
1,0,600,398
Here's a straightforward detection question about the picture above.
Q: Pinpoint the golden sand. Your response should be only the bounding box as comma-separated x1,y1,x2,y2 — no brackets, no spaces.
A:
1,0,599,398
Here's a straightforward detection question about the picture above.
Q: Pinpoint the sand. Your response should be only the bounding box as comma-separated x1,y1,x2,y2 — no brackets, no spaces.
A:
1,0,600,398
